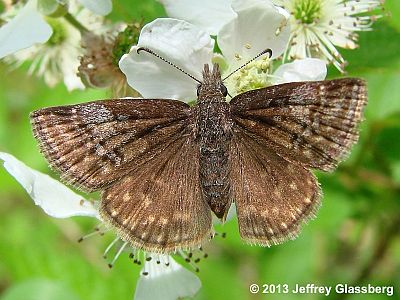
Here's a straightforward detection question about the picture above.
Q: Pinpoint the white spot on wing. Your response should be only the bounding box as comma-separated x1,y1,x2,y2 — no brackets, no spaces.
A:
82,104,113,124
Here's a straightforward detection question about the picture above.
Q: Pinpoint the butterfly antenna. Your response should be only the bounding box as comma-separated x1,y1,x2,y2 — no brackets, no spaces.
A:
222,48,272,81
137,47,202,84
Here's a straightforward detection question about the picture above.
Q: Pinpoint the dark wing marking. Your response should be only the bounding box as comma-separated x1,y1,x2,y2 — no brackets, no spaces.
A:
230,127,321,246
30,99,190,191
100,129,213,253
230,79,367,171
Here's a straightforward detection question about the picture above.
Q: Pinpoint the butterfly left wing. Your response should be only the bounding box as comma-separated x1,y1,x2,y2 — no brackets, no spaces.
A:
100,128,213,253
30,99,190,192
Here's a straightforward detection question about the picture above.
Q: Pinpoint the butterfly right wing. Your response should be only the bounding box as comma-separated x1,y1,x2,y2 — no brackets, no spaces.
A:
228,79,366,245
229,126,321,246
230,79,367,171
30,99,190,192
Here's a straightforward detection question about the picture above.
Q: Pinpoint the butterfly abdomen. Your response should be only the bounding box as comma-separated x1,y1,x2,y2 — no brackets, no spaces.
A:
197,99,233,220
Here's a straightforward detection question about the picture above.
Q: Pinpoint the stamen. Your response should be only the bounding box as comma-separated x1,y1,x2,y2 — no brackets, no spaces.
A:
197,246,209,259
178,249,203,272
103,237,120,259
165,255,170,267
151,253,161,264
108,241,129,268
78,226,109,242
142,258,149,276
223,49,272,82
214,232,227,238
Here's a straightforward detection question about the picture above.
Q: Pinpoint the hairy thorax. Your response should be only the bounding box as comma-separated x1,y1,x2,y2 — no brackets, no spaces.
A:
195,95,233,220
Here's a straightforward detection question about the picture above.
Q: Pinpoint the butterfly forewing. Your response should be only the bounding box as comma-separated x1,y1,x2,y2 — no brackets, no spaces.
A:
30,99,190,191
101,129,213,253
231,79,367,171
230,127,321,246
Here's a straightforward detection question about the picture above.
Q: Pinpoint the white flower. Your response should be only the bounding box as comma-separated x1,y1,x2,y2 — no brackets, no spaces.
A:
10,4,103,91
0,0,52,58
78,0,112,16
120,18,215,101
0,0,112,58
119,15,326,102
159,0,236,35
135,255,201,300
0,152,202,300
272,0,384,72
0,152,98,218
0,0,111,90
273,58,327,83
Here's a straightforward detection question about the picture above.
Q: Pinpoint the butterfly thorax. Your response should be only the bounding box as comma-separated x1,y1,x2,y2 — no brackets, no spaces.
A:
196,64,233,220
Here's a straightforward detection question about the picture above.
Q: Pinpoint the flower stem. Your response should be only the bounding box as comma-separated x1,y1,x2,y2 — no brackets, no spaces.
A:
64,13,89,33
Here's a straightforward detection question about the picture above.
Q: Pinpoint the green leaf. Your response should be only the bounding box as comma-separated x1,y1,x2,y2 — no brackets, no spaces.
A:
363,71,400,121
0,1,5,15
107,0,166,23
384,0,400,31
1,279,79,300
391,162,400,184
374,125,400,162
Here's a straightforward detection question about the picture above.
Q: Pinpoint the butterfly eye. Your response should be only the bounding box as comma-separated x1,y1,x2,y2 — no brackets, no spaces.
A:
220,84,228,97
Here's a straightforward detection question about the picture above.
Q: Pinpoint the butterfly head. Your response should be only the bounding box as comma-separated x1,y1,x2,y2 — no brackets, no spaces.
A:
197,63,228,100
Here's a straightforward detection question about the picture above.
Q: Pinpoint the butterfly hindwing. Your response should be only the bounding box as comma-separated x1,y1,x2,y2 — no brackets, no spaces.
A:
30,99,190,192
100,128,213,253
230,79,367,171
230,127,321,246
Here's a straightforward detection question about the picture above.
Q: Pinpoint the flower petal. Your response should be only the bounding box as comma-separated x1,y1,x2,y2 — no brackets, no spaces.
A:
0,0,52,59
119,18,214,101
61,53,85,91
159,0,235,35
273,58,327,84
0,152,98,218
78,0,112,15
135,255,201,300
218,0,290,63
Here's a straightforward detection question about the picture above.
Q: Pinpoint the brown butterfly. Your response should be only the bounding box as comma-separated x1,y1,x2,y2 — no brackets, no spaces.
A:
30,48,367,253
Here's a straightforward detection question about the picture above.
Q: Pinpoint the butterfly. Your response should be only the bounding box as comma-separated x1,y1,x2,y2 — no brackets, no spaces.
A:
30,48,367,253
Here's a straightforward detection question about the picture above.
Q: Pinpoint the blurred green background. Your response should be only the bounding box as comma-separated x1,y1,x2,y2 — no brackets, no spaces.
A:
1,0,400,299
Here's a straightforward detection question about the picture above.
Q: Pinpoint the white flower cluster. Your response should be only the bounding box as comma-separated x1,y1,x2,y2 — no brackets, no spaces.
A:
161,0,384,73
0,0,111,90
121,0,327,102
273,0,384,72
